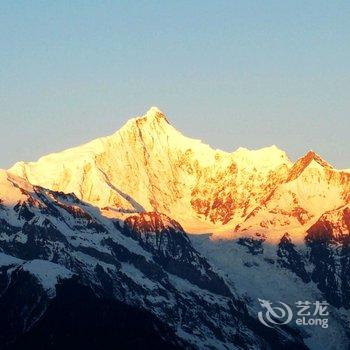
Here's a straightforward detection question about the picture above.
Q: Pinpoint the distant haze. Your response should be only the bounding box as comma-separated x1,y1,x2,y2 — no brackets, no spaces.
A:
0,2,349,169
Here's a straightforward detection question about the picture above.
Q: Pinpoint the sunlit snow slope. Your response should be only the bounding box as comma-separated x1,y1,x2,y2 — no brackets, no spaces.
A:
9,107,350,241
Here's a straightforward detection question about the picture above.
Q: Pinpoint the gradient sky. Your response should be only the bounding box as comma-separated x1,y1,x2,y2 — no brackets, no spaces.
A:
1,1,349,169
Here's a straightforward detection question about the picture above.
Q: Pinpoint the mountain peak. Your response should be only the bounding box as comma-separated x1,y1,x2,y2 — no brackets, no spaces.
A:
146,106,163,117
301,150,332,168
142,106,170,125
287,150,333,181
118,106,171,136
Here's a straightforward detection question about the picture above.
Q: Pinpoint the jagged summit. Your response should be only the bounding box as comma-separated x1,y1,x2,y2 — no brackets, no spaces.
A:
136,106,170,125
8,107,348,239
287,150,333,181
146,106,165,118
232,144,290,164
303,150,332,166
2,108,350,349
118,106,171,137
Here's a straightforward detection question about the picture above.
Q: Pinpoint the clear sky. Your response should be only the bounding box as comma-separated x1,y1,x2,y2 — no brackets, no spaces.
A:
1,1,349,169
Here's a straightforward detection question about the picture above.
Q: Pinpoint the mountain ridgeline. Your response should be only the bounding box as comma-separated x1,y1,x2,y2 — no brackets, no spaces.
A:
1,107,349,349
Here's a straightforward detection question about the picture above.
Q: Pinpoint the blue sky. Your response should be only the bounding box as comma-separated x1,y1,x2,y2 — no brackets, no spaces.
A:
1,1,349,168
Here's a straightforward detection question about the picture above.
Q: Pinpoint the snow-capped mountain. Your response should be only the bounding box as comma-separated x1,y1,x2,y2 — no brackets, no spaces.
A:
306,204,350,242
0,170,305,349
237,151,350,242
9,107,292,234
9,107,349,241
2,107,350,349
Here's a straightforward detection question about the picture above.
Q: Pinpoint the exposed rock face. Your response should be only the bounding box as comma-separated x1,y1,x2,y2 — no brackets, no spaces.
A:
3,107,350,349
277,233,310,283
8,108,350,242
305,205,350,308
9,108,292,234
237,152,350,242
0,170,307,349
306,205,350,242
123,212,232,297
